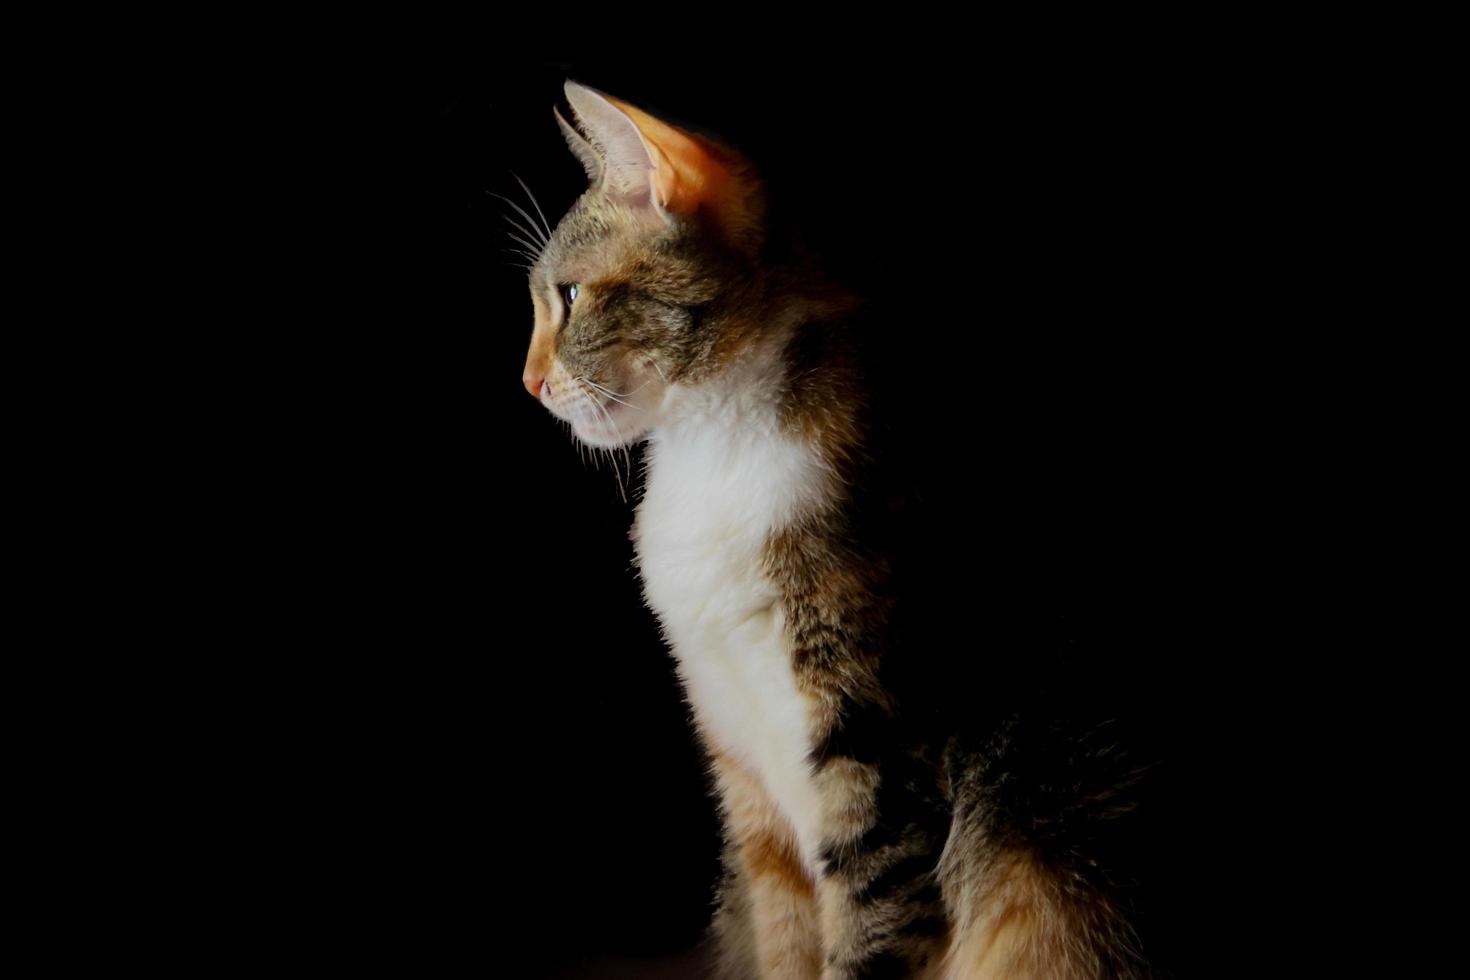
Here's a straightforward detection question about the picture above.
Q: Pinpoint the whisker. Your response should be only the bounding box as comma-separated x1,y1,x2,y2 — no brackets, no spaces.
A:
486,191,549,248
579,376,653,403
510,170,554,242
500,247,539,265
577,377,640,409
498,210,548,252
642,356,671,386
504,229,545,258
583,389,625,496
589,401,628,502
573,380,629,503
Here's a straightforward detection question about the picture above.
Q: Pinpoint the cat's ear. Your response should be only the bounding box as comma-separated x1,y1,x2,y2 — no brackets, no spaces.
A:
562,81,660,207
554,105,602,183
562,81,761,242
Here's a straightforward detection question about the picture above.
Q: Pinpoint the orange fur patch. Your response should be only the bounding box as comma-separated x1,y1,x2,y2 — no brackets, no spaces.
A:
939,851,1124,980
600,92,763,248
745,828,816,899
710,751,823,979
524,289,556,382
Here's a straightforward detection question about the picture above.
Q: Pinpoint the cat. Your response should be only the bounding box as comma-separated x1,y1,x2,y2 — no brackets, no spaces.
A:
519,80,1165,980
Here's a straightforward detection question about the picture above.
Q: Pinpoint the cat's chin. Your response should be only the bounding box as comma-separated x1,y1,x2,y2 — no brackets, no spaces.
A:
568,402,653,449
572,423,650,449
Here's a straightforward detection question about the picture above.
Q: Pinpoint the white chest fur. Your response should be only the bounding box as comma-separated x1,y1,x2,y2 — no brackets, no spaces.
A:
632,375,830,874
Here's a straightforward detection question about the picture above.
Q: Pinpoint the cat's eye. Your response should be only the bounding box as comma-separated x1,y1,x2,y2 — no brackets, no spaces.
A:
559,283,579,314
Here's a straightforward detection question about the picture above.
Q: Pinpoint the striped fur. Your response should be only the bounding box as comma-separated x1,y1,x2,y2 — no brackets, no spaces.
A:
523,81,1158,979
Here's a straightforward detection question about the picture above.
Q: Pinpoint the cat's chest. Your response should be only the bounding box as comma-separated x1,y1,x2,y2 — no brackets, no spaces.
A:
633,420,828,868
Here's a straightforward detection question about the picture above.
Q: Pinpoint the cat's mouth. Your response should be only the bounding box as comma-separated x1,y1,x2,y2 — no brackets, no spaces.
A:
540,370,654,448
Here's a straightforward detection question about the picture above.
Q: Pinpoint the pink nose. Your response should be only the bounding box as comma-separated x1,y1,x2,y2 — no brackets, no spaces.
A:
523,372,545,399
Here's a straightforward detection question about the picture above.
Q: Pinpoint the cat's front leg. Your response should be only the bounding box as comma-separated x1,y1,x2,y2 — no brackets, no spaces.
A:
812,754,951,980
709,751,823,980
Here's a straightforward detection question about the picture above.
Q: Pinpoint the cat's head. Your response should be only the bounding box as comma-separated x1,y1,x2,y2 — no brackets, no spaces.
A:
521,81,767,448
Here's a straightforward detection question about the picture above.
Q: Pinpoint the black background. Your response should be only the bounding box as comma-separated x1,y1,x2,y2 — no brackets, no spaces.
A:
244,35,1335,977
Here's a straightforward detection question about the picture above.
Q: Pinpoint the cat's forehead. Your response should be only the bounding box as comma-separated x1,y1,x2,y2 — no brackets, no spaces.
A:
538,194,661,279
553,194,615,246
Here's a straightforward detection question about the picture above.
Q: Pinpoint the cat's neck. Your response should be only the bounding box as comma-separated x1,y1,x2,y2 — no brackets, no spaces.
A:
640,286,867,539
653,273,865,444
655,329,793,434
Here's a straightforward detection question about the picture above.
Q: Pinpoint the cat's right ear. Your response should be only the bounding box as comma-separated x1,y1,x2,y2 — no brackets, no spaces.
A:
554,105,602,183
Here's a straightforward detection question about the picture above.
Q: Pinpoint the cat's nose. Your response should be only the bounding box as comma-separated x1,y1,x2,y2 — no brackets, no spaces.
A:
523,371,546,400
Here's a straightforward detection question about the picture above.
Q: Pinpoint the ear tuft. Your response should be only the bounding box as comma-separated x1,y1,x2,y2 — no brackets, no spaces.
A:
554,105,601,182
